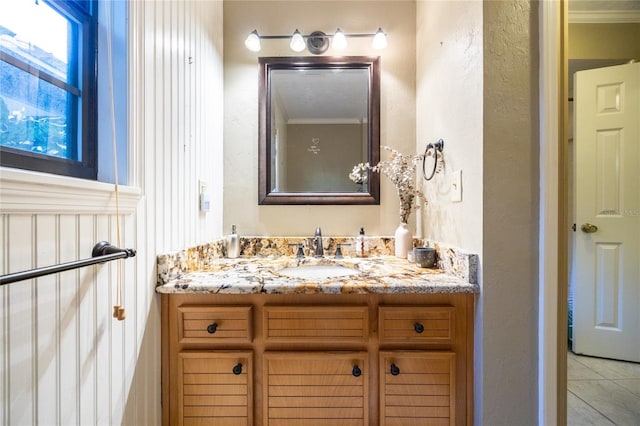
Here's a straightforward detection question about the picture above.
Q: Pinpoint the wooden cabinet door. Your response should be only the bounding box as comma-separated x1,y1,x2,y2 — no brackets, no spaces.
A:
178,351,253,426
263,352,368,426
380,351,456,426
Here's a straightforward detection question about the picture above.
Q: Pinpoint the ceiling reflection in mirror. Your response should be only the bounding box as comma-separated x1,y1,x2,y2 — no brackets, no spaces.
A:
259,56,380,205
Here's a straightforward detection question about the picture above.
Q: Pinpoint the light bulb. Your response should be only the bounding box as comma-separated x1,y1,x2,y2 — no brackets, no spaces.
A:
372,27,387,49
332,28,347,50
244,30,261,52
290,29,306,52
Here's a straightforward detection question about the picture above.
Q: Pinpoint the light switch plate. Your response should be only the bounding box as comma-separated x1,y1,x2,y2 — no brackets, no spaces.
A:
451,169,462,202
198,179,208,194
198,180,209,212
199,192,211,212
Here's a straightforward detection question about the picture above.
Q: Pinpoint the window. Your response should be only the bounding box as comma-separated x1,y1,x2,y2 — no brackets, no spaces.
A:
0,0,97,179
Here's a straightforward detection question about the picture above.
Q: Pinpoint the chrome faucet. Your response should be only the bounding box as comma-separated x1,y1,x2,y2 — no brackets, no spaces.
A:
312,227,324,257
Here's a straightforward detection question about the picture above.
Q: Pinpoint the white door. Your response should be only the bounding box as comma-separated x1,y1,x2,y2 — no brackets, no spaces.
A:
573,62,640,362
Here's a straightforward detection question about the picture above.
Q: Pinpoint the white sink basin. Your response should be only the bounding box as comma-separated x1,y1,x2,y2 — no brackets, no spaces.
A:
276,264,361,279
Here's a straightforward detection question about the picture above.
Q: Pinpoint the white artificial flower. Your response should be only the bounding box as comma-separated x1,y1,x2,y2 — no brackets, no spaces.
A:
350,146,427,223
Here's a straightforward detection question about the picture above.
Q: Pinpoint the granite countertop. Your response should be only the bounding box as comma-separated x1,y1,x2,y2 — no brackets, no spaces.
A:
156,252,479,295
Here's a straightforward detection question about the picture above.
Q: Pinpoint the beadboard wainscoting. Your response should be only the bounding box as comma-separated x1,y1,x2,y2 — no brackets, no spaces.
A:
0,0,224,424
0,174,150,426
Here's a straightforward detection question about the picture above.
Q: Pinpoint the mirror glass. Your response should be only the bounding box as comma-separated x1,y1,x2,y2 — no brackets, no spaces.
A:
259,56,380,205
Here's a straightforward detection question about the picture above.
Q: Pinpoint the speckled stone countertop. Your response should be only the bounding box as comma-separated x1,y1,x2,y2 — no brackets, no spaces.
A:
156,237,479,295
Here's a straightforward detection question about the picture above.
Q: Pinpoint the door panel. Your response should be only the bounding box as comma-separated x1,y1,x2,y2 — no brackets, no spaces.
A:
573,62,640,362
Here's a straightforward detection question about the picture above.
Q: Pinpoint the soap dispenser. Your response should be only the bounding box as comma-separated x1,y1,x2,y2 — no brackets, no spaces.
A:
355,227,367,257
227,225,240,258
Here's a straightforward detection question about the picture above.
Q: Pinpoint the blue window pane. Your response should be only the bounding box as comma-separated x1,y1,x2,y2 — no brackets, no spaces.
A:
0,0,72,85
0,0,84,163
0,60,77,160
0,0,96,179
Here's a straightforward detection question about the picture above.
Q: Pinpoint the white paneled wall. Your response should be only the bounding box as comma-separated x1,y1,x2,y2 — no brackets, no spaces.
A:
0,180,145,425
0,0,224,424
138,0,224,252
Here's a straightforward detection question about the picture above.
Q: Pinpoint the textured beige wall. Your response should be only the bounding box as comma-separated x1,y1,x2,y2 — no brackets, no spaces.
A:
416,0,483,255
223,0,416,237
570,23,640,59
482,0,539,424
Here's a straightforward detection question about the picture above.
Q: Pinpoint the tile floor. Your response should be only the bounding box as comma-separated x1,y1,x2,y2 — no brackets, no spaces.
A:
568,351,640,425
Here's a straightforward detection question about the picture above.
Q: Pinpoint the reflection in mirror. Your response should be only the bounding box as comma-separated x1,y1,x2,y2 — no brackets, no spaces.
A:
259,56,380,205
270,68,368,193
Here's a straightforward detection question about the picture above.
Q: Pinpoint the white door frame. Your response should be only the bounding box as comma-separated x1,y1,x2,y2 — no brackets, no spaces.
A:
539,1,564,425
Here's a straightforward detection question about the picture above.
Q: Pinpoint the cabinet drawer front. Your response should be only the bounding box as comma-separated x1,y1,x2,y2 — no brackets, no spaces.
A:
178,351,253,426
263,306,368,344
264,352,368,425
380,351,455,426
379,306,454,344
178,305,252,345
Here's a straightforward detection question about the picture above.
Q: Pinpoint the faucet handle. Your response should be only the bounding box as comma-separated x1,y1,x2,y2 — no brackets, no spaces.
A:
288,243,305,259
335,243,351,259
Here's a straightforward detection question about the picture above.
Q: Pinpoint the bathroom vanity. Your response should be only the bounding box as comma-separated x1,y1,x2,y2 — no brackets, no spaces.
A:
157,239,478,426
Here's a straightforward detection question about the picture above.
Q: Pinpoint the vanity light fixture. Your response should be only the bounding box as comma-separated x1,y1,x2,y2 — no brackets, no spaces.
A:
244,29,261,52
372,27,388,49
244,28,387,54
332,28,347,50
289,29,306,52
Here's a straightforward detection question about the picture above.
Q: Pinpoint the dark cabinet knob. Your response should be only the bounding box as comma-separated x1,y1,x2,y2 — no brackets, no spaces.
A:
414,322,424,334
390,363,400,376
232,363,243,375
207,323,218,334
352,365,362,377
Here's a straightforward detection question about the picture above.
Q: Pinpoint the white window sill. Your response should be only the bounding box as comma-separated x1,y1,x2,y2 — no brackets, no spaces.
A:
0,167,141,214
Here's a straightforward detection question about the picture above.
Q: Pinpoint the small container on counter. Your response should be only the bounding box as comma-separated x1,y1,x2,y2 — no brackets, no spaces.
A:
227,225,240,258
414,246,436,268
355,227,368,257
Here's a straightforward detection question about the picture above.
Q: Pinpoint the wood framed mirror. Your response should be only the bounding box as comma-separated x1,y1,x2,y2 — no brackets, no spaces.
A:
258,56,380,205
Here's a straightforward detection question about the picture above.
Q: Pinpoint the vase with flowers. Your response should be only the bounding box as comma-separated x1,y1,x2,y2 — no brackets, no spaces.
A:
349,146,426,258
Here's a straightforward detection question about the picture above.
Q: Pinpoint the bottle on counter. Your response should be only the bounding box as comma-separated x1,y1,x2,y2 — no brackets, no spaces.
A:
355,227,367,257
227,225,240,258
